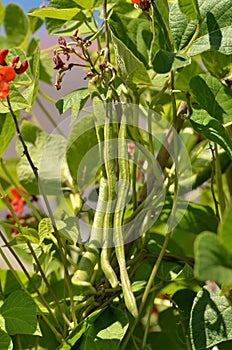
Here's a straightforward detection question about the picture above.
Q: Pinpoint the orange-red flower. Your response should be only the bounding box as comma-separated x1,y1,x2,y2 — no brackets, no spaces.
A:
0,48,29,98
0,49,9,66
0,66,16,99
6,186,27,216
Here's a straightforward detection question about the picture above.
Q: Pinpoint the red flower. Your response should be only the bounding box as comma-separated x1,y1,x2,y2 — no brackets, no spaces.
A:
0,49,29,98
7,186,27,216
15,60,28,74
0,49,9,66
0,66,16,99
132,0,140,3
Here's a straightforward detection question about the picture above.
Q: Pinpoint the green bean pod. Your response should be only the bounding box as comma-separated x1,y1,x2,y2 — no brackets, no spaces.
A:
72,177,107,293
114,114,138,318
100,112,119,288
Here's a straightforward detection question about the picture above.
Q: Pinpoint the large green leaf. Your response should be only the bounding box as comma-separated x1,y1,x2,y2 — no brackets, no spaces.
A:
152,201,218,257
109,13,152,66
147,308,186,349
16,121,67,195
48,0,78,8
170,0,232,55
39,52,54,84
151,0,174,53
0,2,4,26
0,291,38,335
194,231,232,285
178,0,200,20
153,50,191,73
29,7,81,21
66,114,100,189
0,270,28,297
72,0,94,9
0,112,19,158
3,4,29,48
219,203,232,252
190,74,232,124
110,29,151,89
189,285,232,350
56,88,89,122
0,330,12,350
190,108,232,159
78,307,128,350
0,87,30,113
201,50,232,79
57,309,105,349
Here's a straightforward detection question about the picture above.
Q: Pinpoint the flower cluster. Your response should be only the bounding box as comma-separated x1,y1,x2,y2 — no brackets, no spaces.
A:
53,31,116,90
0,49,28,99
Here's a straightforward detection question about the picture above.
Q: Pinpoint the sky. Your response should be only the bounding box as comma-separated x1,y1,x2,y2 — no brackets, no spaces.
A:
2,0,42,11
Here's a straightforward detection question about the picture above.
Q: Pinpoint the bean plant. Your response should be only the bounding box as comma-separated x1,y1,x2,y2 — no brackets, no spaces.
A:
0,0,232,349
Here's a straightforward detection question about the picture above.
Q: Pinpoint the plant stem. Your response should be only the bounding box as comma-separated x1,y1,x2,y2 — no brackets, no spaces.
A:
103,0,110,62
182,20,202,54
26,240,72,328
7,96,77,327
214,143,226,216
38,89,56,104
141,291,155,349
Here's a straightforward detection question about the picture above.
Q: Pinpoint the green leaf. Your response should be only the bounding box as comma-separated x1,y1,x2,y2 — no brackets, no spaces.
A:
201,50,232,79
0,112,19,158
0,291,38,335
152,201,218,257
4,4,29,47
56,217,79,244
190,108,232,159
153,50,191,73
151,0,174,53
48,0,78,8
66,114,100,189
78,307,129,350
72,0,95,9
18,227,40,244
194,232,232,285
0,329,13,350
0,2,5,26
16,121,67,195
0,87,30,113
219,203,232,252
57,309,104,349
56,88,89,122
190,74,232,124
110,29,151,89
31,45,40,106
178,0,200,20
170,0,232,55
29,7,81,20
147,308,186,350
189,285,232,350
0,269,28,296
39,52,54,84
109,13,152,66
38,218,54,243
